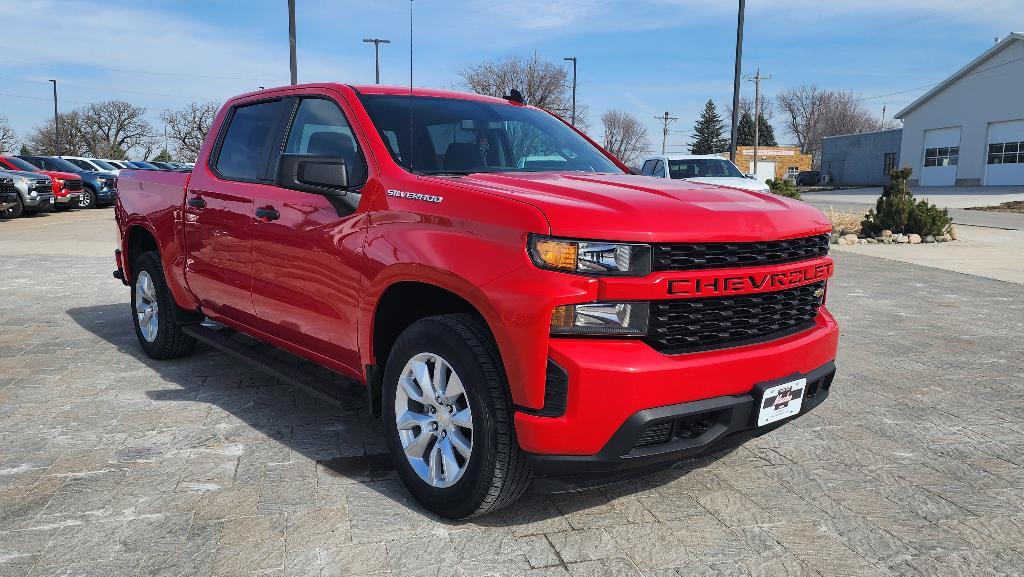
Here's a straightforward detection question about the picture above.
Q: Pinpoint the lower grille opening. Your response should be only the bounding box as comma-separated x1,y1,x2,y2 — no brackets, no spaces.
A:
804,369,836,400
633,410,726,449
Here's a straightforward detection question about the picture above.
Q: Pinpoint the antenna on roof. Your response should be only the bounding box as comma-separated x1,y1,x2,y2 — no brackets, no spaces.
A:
409,0,415,172
506,89,524,104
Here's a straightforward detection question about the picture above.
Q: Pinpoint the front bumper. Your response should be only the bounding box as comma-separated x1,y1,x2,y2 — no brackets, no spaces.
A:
525,360,835,476
55,192,83,205
97,188,118,203
515,308,839,460
23,192,55,208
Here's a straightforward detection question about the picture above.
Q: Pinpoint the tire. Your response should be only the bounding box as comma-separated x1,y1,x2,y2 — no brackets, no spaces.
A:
131,251,197,359
79,187,96,209
1,197,24,219
383,314,532,519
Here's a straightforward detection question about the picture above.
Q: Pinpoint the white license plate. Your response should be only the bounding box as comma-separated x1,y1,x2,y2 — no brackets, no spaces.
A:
757,378,806,427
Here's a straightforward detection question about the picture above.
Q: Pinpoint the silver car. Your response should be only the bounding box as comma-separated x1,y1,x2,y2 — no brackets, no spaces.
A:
0,168,54,218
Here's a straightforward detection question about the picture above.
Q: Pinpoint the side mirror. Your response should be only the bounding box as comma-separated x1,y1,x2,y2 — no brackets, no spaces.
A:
744,173,756,179
276,153,349,194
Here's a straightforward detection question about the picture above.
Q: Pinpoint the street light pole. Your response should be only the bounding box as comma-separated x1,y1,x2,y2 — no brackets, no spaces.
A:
288,0,298,85
49,79,59,156
563,57,577,126
729,0,745,163
363,38,392,84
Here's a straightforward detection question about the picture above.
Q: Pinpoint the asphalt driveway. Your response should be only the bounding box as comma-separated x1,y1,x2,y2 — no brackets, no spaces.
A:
2,211,1023,577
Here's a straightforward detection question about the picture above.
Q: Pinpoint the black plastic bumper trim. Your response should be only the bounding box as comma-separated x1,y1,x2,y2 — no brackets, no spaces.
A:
524,360,836,477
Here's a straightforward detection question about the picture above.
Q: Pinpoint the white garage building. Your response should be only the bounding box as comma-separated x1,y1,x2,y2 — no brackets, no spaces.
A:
896,33,1024,187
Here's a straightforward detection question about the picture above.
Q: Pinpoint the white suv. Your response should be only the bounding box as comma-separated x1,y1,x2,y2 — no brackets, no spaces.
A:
638,154,770,193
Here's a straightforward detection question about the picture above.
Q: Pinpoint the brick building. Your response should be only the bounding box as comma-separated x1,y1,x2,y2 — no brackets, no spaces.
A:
725,146,813,183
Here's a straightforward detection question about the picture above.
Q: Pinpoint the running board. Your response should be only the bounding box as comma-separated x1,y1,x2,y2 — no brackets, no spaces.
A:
182,324,364,410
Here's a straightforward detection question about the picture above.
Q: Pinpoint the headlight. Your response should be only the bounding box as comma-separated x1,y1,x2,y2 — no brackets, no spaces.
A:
15,176,27,184
551,302,649,336
529,235,652,276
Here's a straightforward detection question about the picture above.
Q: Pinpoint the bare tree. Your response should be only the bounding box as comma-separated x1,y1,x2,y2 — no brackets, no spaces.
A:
0,114,17,154
723,95,775,123
601,110,649,166
459,54,588,130
777,85,881,166
26,111,90,156
161,102,220,162
78,100,158,159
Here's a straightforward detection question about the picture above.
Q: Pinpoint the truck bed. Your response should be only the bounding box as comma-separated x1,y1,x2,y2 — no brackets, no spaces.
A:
117,169,192,218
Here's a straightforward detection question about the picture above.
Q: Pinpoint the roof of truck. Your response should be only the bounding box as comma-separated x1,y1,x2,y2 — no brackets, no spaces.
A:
234,83,521,105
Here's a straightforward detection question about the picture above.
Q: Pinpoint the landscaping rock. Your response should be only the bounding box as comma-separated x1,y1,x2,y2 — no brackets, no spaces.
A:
831,234,841,245
948,225,959,241
865,238,878,244
859,239,868,244
894,234,909,244
937,234,951,242
908,234,922,244
924,235,936,244
836,237,849,245
880,236,894,244
881,229,893,237
843,233,859,244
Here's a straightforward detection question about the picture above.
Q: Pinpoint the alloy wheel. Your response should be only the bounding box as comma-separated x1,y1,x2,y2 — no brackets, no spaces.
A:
135,270,160,342
79,190,93,208
394,352,474,488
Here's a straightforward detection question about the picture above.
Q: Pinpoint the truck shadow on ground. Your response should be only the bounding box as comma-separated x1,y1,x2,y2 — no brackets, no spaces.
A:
67,303,735,525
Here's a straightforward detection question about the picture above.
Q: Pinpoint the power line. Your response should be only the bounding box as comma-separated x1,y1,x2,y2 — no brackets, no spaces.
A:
655,112,678,155
857,55,1024,101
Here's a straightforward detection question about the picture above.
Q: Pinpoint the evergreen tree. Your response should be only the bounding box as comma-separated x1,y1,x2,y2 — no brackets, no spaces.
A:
689,100,727,154
18,144,32,155
736,112,756,146
757,115,778,146
153,149,174,162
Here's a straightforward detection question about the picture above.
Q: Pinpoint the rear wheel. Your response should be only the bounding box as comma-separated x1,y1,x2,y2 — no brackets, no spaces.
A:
383,314,532,519
1,197,24,219
131,251,196,359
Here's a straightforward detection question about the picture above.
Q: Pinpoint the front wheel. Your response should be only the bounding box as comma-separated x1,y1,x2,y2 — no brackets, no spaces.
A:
0,197,22,219
79,187,96,209
383,314,532,519
131,251,196,359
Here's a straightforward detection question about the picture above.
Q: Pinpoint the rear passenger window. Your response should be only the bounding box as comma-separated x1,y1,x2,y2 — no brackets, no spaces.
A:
215,100,286,181
284,98,366,187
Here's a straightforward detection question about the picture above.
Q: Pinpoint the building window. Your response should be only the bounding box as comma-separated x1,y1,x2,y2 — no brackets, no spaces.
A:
988,141,1021,164
786,166,799,180
883,152,896,174
924,146,958,167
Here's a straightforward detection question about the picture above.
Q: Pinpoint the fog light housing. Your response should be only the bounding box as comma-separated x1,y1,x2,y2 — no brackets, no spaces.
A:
551,302,649,336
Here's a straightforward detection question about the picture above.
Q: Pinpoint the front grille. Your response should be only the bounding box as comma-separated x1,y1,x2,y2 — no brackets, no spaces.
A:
0,179,14,194
645,281,824,354
652,234,830,271
65,179,84,191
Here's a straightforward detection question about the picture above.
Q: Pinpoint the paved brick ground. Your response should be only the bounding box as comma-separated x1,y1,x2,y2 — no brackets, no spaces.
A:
2,250,1024,577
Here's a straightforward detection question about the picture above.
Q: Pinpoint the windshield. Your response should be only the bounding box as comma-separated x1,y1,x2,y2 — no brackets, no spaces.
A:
131,161,160,169
359,95,622,175
5,157,41,171
668,159,744,179
89,158,117,170
42,157,85,173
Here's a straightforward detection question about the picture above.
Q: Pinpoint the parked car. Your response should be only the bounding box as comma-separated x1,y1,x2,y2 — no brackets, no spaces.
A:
18,156,118,209
114,84,838,519
639,154,771,193
795,170,821,186
0,168,53,218
0,156,84,211
0,174,20,218
103,160,132,170
60,156,123,176
149,161,179,170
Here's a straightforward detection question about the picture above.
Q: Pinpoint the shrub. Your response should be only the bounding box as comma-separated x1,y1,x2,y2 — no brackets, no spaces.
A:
766,178,801,199
861,166,951,237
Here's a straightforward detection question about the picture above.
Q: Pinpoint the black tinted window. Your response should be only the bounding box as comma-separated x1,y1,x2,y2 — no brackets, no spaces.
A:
215,100,286,181
284,98,366,186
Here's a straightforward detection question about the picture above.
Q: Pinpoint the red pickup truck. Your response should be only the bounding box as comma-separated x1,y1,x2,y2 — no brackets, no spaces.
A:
114,83,838,518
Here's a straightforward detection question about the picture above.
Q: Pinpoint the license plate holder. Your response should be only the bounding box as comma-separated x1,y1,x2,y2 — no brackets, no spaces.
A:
755,377,806,427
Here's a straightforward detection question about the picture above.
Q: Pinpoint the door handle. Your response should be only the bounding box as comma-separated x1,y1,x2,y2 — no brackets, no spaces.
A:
187,196,206,209
255,207,280,221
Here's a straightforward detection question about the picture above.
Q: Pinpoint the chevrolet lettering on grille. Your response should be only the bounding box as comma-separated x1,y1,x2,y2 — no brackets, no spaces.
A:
667,261,833,296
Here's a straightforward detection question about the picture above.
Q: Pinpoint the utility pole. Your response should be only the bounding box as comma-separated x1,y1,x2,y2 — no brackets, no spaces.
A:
363,38,391,84
288,0,298,85
563,57,577,126
729,0,745,163
744,67,771,178
656,112,678,155
48,79,59,155
881,104,887,128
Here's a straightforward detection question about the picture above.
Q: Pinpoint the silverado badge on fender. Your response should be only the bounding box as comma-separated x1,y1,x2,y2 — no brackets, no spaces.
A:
387,189,443,203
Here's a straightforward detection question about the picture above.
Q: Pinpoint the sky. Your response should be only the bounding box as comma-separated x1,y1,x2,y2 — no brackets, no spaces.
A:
1,0,1021,157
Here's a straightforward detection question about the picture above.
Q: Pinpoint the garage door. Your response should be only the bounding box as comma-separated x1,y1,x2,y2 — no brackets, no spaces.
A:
920,126,960,186
985,119,1024,186
755,161,776,184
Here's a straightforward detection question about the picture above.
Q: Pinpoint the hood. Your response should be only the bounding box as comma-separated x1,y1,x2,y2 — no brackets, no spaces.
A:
446,172,830,242
2,170,51,181
34,170,81,181
684,176,770,193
